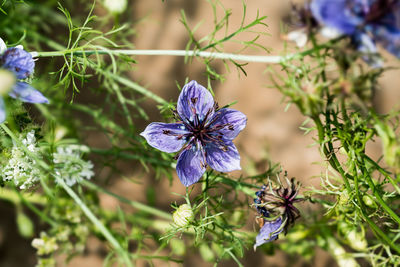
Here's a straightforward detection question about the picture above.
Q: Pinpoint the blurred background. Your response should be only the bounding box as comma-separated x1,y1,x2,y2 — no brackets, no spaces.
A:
1,0,400,266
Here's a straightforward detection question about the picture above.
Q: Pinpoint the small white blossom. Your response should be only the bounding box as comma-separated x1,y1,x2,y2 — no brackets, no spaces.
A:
2,130,41,189
103,0,127,14
53,145,94,186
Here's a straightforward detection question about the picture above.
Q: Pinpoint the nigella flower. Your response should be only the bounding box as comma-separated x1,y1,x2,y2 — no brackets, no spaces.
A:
0,37,49,123
253,173,303,249
1,47,35,79
310,0,400,61
140,80,247,187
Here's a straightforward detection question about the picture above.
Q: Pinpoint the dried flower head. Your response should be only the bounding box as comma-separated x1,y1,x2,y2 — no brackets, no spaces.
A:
253,172,303,249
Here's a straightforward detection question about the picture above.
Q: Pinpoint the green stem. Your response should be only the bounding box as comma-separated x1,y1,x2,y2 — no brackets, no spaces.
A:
81,180,172,221
364,155,400,194
0,187,46,205
57,178,133,267
353,165,400,254
31,37,342,64
313,116,352,191
358,158,400,226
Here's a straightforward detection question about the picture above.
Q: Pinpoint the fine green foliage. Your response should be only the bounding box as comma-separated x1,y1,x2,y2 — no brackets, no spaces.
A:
0,0,400,267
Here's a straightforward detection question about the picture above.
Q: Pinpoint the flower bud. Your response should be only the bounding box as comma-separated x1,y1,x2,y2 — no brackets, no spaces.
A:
173,204,194,227
347,229,367,251
103,0,127,14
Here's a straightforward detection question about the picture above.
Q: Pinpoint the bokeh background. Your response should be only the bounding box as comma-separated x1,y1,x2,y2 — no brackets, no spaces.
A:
1,0,399,266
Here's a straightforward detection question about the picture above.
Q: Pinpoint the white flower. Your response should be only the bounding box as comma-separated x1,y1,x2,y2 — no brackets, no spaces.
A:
2,130,41,189
53,145,94,186
103,0,127,14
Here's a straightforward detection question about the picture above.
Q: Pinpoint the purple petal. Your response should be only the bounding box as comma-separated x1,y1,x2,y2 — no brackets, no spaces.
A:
310,0,365,35
177,80,214,123
10,82,49,104
353,33,382,67
140,122,189,153
205,141,241,172
1,47,35,79
208,108,247,140
254,218,283,249
176,146,206,187
0,97,6,123
370,24,400,59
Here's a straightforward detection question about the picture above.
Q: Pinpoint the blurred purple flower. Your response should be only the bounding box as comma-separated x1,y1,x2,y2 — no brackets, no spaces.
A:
140,80,247,187
1,47,35,79
310,0,400,60
0,38,49,123
10,82,49,104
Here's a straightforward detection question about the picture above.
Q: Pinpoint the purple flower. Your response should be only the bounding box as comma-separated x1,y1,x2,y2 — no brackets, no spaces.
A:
1,47,35,79
254,217,283,249
0,38,49,123
140,80,247,187
310,0,400,60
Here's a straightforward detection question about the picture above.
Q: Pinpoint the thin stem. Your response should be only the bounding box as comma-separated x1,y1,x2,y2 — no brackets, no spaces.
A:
33,49,283,63
31,38,340,63
81,180,172,221
57,178,133,267
0,187,46,205
358,158,400,226
353,164,400,254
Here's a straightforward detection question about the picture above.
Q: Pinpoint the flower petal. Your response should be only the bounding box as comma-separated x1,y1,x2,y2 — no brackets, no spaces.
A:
310,0,364,35
371,24,400,59
208,108,247,141
205,141,241,172
353,33,382,68
254,218,283,249
140,122,189,153
176,146,206,187
0,97,6,123
9,82,49,104
177,80,214,123
0,38,6,54
1,47,35,79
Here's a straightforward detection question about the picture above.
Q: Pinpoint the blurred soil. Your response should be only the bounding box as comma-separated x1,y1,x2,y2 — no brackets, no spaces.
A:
1,0,400,267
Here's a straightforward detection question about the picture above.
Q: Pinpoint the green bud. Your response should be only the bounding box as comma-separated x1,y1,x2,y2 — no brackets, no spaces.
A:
170,239,186,256
173,204,194,227
327,237,359,267
346,229,367,251
17,211,34,238
103,0,127,14
362,195,375,208
199,243,215,262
